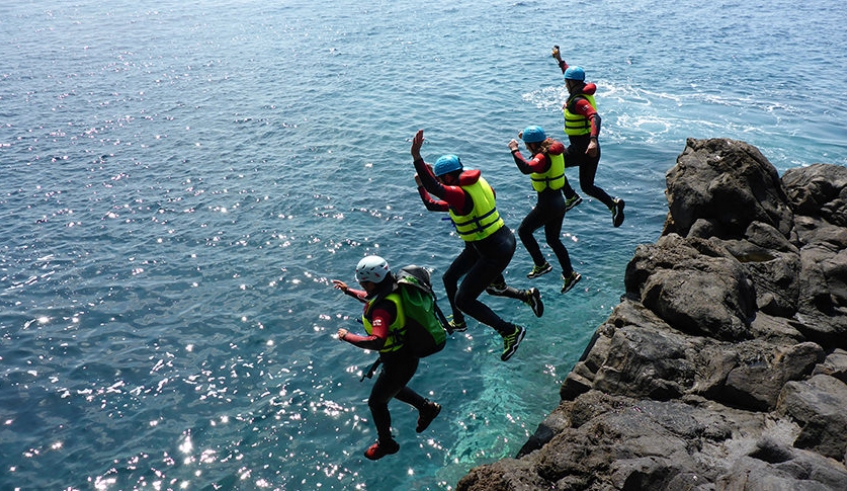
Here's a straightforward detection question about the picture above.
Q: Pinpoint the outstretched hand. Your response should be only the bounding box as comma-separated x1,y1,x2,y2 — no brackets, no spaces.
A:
552,45,562,61
411,129,424,161
332,279,349,294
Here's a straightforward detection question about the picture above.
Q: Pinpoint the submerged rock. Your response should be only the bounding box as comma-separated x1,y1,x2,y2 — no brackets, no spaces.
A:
457,139,847,491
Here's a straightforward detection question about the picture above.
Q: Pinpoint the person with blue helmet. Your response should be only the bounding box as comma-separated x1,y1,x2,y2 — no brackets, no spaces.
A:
509,125,582,293
552,45,626,227
411,129,543,362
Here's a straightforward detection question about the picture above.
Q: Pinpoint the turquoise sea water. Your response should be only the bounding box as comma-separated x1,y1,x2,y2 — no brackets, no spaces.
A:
1,0,845,489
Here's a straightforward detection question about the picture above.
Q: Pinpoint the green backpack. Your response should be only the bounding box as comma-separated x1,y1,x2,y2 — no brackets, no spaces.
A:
360,265,449,381
394,265,448,358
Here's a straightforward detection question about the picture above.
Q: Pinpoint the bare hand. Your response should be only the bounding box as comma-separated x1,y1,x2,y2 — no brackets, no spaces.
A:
411,129,424,161
586,139,599,158
508,139,520,152
332,279,348,293
337,328,348,341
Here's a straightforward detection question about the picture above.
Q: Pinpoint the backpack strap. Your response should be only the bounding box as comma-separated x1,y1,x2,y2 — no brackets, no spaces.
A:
360,357,382,382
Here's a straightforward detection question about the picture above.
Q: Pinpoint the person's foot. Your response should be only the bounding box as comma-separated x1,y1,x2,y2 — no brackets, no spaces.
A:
565,194,583,212
612,198,625,227
561,271,582,294
527,262,553,279
525,287,544,318
364,439,400,460
501,325,527,362
447,317,467,334
416,400,442,433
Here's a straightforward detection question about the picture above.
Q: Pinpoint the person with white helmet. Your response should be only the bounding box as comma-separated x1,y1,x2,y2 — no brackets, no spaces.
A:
552,45,626,228
508,125,582,293
410,129,542,362
332,255,441,461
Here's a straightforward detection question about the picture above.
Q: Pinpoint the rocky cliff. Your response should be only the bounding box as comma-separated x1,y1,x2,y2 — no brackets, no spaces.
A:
457,138,847,491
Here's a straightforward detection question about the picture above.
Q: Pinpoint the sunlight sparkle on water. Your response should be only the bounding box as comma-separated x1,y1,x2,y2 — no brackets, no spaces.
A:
179,435,193,454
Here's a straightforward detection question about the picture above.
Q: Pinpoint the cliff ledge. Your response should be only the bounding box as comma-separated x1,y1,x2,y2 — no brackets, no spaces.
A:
458,138,847,491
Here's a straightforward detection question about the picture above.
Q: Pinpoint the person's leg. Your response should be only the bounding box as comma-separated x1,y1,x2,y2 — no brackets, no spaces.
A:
562,177,578,201
486,274,528,301
454,230,516,335
577,147,625,226
576,148,615,209
386,356,424,409
364,355,420,459
517,205,547,267
541,193,574,277
368,370,400,444
387,356,441,433
442,245,476,325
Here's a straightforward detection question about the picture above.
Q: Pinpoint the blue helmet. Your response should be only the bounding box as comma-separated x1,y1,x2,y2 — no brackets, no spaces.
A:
564,66,585,81
521,126,546,144
434,154,463,176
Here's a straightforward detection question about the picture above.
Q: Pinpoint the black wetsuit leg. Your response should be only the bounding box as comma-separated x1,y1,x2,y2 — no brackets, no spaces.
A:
518,188,574,275
568,137,614,208
368,351,424,443
443,243,478,325
453,227,517,335
485,273,528,301
518,192,552,267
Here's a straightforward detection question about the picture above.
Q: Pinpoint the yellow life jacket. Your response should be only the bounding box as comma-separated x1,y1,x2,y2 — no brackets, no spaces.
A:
362,292,406,353
564,93,597,137
530,151,566,192
448,176,505,242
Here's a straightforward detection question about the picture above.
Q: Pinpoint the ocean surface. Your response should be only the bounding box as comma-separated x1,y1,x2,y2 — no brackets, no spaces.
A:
1,0,845,489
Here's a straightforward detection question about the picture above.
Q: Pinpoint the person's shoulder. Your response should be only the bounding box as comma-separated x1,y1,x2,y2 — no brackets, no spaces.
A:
458,169,481,186
549,141,565,155
582,83,597,95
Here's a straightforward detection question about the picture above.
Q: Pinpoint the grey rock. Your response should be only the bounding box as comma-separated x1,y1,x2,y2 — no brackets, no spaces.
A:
664,138,794,239
625,234,757,341
777,374,847,461
457,140,847,491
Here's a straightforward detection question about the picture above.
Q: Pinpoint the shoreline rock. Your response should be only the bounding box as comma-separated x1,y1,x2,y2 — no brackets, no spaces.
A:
457,138,847,490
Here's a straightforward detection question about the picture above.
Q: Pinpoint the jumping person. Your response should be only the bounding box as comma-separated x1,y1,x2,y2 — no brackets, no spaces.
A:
411,129,539,361
333,255,441,460
509,125,582,293
552,45,625,227
416,174,544,320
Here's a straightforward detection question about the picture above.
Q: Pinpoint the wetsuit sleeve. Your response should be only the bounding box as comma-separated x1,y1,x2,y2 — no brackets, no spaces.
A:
341,303,395,350
511,150,549,175
572,98,602,138
417,185,450,212
558,59,568,74
413,158,470,213
344,288,368,302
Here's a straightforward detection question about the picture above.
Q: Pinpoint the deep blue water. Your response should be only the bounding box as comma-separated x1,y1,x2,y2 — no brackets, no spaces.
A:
1,0,845,489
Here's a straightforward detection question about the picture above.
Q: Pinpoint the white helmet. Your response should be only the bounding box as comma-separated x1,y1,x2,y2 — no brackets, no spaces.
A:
355,255,390,283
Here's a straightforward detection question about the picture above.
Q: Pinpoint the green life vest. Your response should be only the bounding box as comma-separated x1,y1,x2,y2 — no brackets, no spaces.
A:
564,93,597,137
530,151,566,192
448,176,504,242
362,293,406,353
